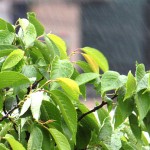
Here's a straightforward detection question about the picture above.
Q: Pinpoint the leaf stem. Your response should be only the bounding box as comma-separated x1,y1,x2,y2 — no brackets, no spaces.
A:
69,48,81,58
39,79,54,89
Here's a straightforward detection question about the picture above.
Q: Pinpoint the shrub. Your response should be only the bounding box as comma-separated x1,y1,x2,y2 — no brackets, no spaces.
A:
0,12,149,150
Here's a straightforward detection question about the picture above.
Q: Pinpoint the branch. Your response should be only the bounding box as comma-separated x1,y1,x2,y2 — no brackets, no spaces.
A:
0,77,44,122
78,101,107,122
0,104,19,122
78,94,118,122
27,77,44,94
111,94,118,99
32,77,44,89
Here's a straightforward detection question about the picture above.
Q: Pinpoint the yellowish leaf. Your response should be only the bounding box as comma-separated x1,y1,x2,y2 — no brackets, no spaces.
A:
82,47,109,72
56,77,80,101
82,53,99,73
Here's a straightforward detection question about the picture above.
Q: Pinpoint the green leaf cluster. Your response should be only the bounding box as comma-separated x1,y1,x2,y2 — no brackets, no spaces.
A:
0,12,149,150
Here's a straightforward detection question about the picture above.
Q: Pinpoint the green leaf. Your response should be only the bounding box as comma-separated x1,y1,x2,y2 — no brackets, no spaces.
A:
51,90,77,142
50,57,74,90
82,47,109,72
40,100,61,131
18,18,37,48
136,74,149,92
76,60,92,72
37,67,49,80
124,71,136,100
27,127,43,150
29,46,45,63
22,65,38,78
76,124,91,149
109,130,123,150
82,53,99,73
0,45,17,50
0,18,14,32
2,49,24,70
97,107,109,125
0,18,7,30
0,71,30,89
30,91,44,120
4,134,25,150
27,12,44,36
4,96,17,112
135,91,150,122
79,84,86,99
114,106,125,129
129,113,142,140
50,57,74,79
13,58,25,72
48,34,67,59
123,127,142,149
41,127,54,150
135,64,146,83
44,35,60,62
101,71,127,95
99,117,113,145
0,123,12,137
143,111,150,134
114,89,134,128
141,132,150,146
49,128,71,150
70,68,80,79
0,143,9,150
75,73,99,86
56,77,80,101
34,40,50,63
0,90,4,111
0,30,15,45
78,103,99,132
121,141,135,150
20,96,32,117
0,45,17,57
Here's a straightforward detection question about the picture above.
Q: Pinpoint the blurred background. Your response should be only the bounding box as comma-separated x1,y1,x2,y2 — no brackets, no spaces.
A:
1,0,150,107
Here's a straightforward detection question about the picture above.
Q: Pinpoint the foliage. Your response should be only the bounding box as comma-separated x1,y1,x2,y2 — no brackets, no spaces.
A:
0,12,149,150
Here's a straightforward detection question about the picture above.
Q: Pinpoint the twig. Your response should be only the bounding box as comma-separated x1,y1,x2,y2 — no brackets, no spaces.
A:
111,94,118,100
78,94,118,122
0,105,19,122
78,101,107,122
27,77,44,94
0,77,44,122
16,95,20,103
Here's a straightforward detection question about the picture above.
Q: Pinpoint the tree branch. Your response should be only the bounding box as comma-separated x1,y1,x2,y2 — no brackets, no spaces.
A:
0,104,19,122
111,94,118,99
27,77,44,94
78,101,107,122
78,94,118,122
0,77,44,122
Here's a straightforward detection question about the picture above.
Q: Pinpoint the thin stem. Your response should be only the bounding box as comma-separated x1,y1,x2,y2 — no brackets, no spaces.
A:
27,77,44,94
78,94,118,122
0,104,19,122
111,94,118,99
78,101,107,122
69,48,81,58
39,79,53,89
